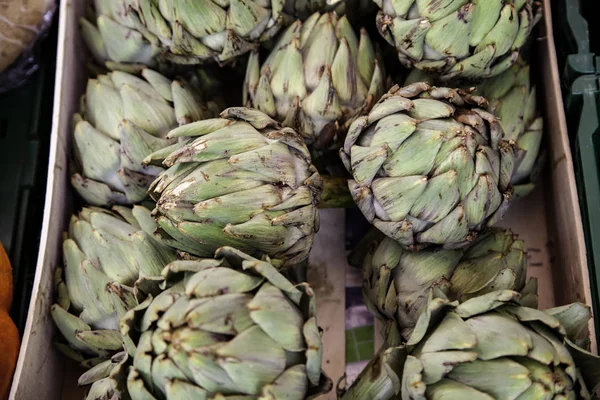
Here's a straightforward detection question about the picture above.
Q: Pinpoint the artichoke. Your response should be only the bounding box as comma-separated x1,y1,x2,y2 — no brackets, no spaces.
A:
476,57,544,198
340,83,515,250
118,247,333,399
71,68,211,206
51,206,176,366
146,107,322,268
363,228,538,344
405,57,545,198
243,12,386,149
341,290,600,400
375,0,542,81
80,0,284,69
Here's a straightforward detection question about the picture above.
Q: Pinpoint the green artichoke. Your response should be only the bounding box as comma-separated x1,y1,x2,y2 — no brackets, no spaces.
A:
243,12,386,149
340,83,515,250
341,290,600,400
404,57,546,198
51,206,176,367
118,247,333,399
405,57,545,198
476,57,544,198
375,0,542,81
71,68,212,206
363,228,538,344
80,0,285,69
145,107,322,268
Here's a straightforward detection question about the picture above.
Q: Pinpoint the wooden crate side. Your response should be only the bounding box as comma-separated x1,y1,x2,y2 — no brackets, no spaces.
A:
9,0,85,398
539,0,596,351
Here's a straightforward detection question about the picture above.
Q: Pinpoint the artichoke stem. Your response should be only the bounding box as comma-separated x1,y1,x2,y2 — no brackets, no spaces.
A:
319,175,355,208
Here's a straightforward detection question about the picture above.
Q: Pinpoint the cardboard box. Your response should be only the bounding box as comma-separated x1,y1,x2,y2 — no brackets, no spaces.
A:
9,0,595,398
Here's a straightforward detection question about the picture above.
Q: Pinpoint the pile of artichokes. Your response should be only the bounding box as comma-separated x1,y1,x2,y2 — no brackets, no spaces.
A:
48,0,600,399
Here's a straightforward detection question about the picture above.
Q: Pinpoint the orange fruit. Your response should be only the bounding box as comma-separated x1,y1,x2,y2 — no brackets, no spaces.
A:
0,243,20,399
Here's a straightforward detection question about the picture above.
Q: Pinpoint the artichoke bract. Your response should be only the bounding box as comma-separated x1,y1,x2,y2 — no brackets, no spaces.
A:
81,0,284,69
476,57,544,198
146,107,322,268
375,0,542,81
243,12,386,149
363,228,538,344
51,206,176,367
340,83,515,250
341,290,600,400
120,247,333,399
72,69,211,206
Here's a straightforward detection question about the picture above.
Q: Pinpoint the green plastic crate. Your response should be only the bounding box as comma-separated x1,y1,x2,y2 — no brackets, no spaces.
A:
580,1,600,56
565,75,600,348
553,0,600,347
553,0,600,90
0,22,57,335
